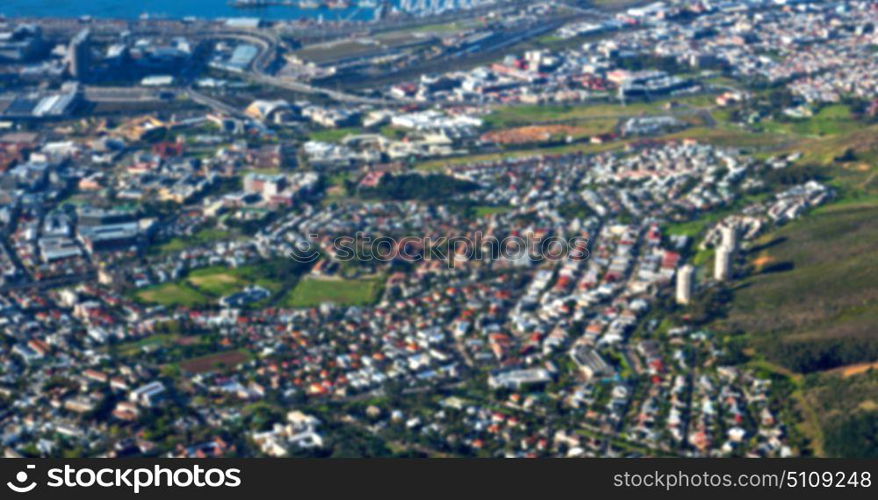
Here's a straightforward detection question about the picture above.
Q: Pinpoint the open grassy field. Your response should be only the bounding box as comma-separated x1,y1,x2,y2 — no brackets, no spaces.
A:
135,260,307,307
308,126,364,143
194,264,287,295
135,282,211,308
111,334,182,357
484,103,633,128
155,228,233,254
664,125,794,150
775,122,878,166
758,104,859,138
187,268,246,297
472,205,513,218
283,276,384,308
185,264,288,297
483,96,717,128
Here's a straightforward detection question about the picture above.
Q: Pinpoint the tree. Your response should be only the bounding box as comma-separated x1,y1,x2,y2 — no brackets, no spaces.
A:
359,173,479,201
825,412,878,458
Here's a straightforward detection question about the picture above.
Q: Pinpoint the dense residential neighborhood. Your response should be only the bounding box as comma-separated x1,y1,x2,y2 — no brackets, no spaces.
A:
0,0,876,459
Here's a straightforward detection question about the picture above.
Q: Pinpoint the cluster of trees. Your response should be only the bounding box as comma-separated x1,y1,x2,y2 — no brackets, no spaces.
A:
765,337,878,373
359,173,480,201
255,256,312,283
825,411,878,458
556,202,592,220
615,54,686,75
680,285,732,325
729,87,797,121
762,165,826,187
840,96,878,124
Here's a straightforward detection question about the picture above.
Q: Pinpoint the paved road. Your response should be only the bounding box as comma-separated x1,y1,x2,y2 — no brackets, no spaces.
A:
186,85,251,119
85,86,163,102
0,271,96,294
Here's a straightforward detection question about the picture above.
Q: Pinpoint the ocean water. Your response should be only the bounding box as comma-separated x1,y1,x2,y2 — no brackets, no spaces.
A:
0,0,377,21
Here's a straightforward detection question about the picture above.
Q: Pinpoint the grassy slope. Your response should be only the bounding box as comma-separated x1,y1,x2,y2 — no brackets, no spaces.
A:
759,104,860,137
726,202,878,343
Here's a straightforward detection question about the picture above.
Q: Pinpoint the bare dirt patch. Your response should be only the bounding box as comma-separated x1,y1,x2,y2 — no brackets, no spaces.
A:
179,350,250,374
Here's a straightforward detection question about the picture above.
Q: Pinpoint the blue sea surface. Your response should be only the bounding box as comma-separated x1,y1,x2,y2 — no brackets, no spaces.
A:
0,0,377,21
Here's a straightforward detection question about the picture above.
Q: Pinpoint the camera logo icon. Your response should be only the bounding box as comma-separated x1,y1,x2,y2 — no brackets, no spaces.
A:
7,464,37,493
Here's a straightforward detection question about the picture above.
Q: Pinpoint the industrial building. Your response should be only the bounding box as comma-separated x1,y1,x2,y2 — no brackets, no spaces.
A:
0,24,47,63
0,83,83,120
210,43,259,73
